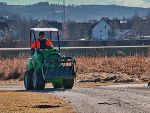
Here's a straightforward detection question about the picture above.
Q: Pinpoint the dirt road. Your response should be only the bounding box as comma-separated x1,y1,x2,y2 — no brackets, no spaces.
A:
0,83,150,113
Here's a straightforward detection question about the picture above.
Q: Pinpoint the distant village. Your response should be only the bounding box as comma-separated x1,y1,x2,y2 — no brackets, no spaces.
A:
0,11,150,41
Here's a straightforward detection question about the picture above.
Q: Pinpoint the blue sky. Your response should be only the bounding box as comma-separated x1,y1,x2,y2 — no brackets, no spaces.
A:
1,0,150,8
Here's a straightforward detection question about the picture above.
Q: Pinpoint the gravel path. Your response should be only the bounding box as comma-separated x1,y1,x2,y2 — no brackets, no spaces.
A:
0,83,150,113
53,84,150,113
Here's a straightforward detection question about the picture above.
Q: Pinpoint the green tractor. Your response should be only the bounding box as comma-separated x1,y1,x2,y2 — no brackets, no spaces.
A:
24,28,76,90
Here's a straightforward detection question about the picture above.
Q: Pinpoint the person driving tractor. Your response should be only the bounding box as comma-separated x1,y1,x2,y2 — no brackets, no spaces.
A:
31,32,53,55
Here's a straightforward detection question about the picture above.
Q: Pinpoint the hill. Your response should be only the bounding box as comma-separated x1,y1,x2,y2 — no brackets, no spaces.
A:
0,2,150,21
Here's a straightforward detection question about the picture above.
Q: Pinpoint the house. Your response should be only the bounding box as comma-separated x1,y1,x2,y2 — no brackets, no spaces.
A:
92,18,111,40
91,18,133,40
33,20,51,28
33,20,62,40
113,20,133,39
33,20,62,30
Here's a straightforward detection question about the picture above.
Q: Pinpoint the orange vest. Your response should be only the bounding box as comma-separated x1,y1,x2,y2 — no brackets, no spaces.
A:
31,39,53,49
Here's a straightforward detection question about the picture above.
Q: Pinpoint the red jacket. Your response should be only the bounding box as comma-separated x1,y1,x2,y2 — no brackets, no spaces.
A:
31,39,53,49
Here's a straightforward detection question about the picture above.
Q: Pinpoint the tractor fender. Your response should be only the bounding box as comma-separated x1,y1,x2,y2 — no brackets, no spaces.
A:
27,58,34,70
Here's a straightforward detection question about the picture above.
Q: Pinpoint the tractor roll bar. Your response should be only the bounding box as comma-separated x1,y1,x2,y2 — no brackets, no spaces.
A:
30,30,32,47
57,31,61,53
30,28,61,53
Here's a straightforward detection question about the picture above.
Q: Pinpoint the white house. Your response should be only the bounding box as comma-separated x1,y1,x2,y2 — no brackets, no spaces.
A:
92,18,133,40
92,18,111,40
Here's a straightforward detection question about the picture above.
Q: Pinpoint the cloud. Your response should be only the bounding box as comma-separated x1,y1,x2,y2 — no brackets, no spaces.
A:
114,0,150,8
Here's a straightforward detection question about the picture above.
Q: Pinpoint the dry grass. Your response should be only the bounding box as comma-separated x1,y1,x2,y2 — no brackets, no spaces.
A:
76,56,150,82
0,57,26,80
0,56,150,82
77,56,150,75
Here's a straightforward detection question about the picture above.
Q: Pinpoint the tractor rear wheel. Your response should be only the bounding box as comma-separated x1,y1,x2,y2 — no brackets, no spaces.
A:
63,79,74,89
33,69,45,90
52,82,63,88
24,69,34,90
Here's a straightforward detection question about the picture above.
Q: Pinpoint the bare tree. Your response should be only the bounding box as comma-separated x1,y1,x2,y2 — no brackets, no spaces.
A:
132,11,141,36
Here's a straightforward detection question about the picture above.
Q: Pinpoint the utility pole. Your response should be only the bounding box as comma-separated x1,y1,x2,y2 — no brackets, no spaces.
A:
62,0,66,39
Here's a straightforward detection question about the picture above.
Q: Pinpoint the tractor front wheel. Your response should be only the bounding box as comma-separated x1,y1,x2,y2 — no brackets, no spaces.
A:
33,69,45,90
63,79,74,89
24,69,34,90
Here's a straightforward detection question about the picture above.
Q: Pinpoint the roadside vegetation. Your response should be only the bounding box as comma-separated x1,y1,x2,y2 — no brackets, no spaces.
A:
0,57,26,80
0,56,150,83
77,56,150,83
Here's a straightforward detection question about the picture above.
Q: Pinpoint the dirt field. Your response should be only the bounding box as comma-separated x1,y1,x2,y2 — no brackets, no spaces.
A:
0,90,75,113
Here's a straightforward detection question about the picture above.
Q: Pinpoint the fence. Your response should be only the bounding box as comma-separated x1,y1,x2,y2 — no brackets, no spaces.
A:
0,40,150,48
0,46,149,58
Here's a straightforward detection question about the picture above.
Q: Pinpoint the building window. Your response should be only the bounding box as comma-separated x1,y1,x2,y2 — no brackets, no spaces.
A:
99,35,102,40
1,32,2,37
105,25,107,29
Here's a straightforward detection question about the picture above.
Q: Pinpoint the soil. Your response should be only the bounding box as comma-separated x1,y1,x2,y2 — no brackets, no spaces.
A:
0,90,75,113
